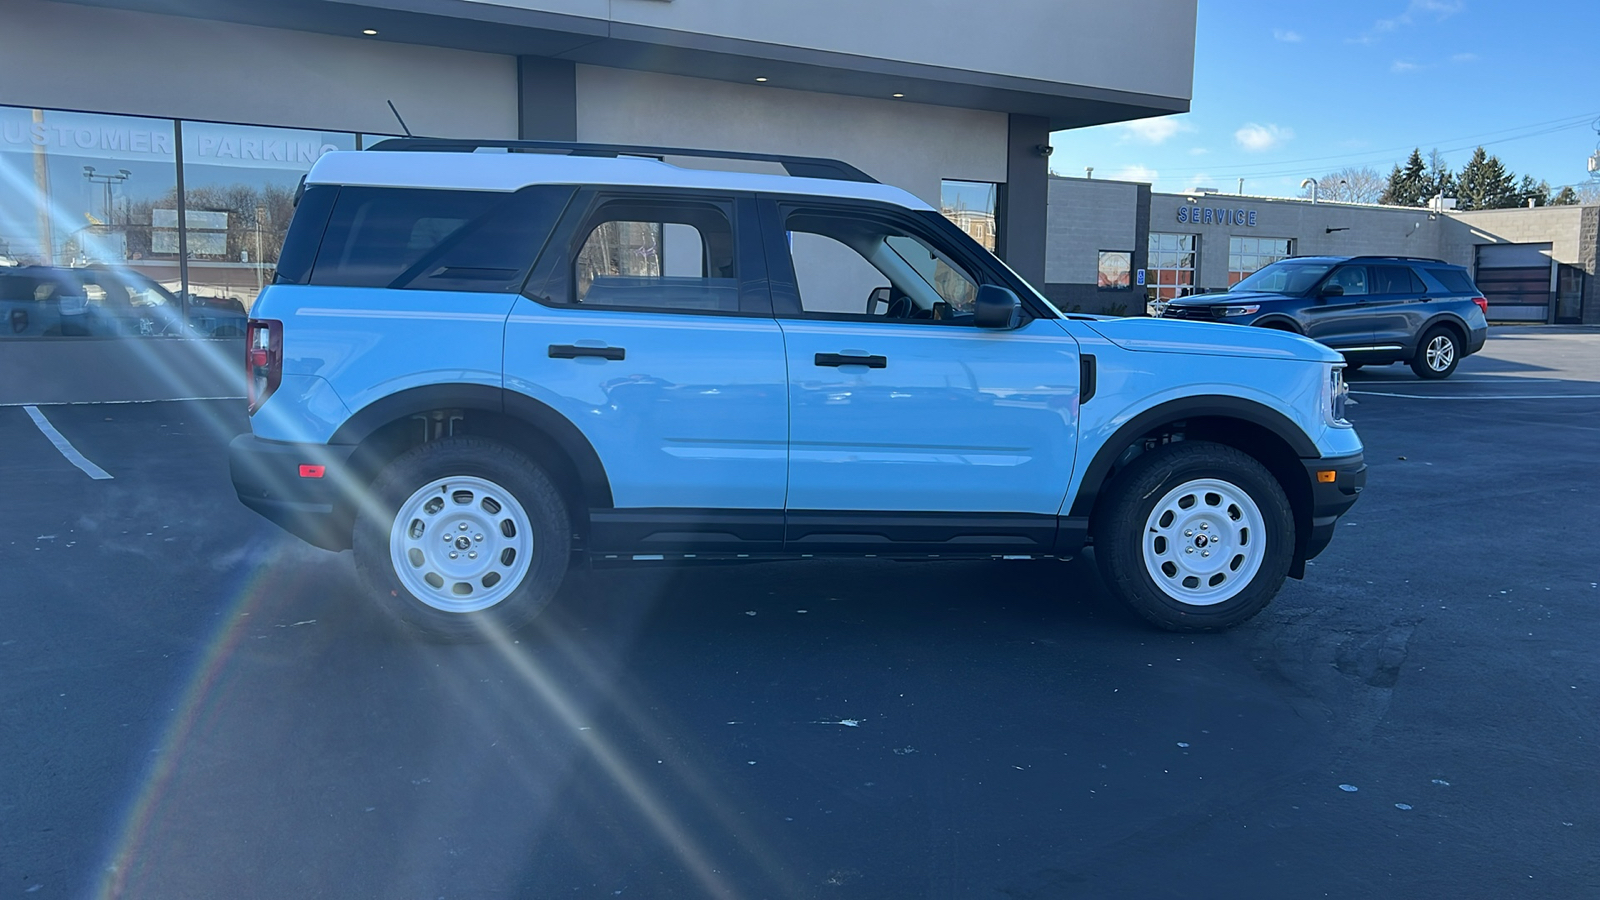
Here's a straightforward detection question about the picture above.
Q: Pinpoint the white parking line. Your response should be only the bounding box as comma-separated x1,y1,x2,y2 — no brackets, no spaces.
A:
22,405,114,480
1353,378,1564,385
1351,390,1600,400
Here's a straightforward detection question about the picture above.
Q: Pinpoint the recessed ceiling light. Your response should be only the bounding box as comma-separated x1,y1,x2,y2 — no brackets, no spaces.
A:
892,93,905,98
755,77,768,82
362,28,378,35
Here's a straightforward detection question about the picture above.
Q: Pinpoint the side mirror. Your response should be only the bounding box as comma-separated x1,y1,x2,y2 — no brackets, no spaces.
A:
1320,283,1345,298
973,284,1022,329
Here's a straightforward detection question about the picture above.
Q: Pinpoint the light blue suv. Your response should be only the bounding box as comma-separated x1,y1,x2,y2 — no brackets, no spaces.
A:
229,139,1365,637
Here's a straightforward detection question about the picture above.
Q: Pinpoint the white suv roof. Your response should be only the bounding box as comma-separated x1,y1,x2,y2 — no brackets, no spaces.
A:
306,150,933,210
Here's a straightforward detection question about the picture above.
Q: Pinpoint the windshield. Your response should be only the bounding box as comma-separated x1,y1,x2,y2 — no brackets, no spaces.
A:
1231,260,1334,295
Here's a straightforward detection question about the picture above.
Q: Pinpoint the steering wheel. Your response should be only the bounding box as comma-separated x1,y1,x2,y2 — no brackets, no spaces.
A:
885,295,915,319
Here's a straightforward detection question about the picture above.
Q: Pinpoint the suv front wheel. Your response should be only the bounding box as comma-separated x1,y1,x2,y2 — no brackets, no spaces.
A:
354,437,571,639
1093,441,1294,631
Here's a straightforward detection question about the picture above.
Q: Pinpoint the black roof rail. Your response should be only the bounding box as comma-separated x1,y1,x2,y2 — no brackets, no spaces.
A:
365,138,878,184
1347,255,1450,264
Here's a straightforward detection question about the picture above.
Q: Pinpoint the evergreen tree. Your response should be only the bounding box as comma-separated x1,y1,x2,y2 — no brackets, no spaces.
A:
1516,176,1551,208
1380,163,1406,205
1381,148,1428,206
1552,185,1580,206
1424,148,1456,205
1457,147,1520,210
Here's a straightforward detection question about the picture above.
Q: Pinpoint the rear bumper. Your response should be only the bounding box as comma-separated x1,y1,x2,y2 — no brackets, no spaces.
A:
229,434,359,551
1466,323,1488,355
1302,452,1366,562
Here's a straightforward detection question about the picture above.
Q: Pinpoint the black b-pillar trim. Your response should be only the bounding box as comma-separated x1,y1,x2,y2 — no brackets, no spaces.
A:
518,57,577,141
998,114,1050,290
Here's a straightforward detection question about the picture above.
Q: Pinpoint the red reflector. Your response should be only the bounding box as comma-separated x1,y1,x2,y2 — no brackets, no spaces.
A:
298,465,325,478
248,348,270,368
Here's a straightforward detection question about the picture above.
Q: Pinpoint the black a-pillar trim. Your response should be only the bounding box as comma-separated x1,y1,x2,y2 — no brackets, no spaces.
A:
998,114,1050,289
517,56,577,141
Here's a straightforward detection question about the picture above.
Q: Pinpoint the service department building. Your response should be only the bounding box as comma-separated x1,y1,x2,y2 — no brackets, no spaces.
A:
1044,176,1599,326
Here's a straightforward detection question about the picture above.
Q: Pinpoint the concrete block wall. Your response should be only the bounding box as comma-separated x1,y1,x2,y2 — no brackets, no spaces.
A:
1044,176,1141,313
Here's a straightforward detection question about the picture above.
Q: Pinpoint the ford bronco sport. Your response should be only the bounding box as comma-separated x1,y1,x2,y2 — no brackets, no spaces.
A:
229,139,1365,637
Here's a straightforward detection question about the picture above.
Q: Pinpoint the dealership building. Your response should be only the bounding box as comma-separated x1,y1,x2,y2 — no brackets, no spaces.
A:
1044,175,1599,325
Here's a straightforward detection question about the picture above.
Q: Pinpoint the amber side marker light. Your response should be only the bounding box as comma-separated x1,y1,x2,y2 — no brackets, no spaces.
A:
1316,471,1337,483
299,465,326,479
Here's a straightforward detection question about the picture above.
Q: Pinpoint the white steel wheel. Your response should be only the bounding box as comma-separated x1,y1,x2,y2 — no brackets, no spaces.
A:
389,475,535,613
1140,477,1267,607
1093,440,1294,632
1424,335,1455,372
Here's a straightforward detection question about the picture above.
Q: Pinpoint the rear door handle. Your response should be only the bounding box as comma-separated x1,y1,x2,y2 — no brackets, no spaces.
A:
815,352,887,368
549,344,625,361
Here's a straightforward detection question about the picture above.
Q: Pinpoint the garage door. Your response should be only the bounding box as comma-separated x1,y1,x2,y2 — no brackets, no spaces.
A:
1475,243,1553,323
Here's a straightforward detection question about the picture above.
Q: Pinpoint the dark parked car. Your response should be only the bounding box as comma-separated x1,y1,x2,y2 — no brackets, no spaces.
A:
1159,256,1489,378
0,265,246,338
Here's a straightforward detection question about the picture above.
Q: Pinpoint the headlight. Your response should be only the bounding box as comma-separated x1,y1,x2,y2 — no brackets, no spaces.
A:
1324,365,1351,426
1217,305,1260,317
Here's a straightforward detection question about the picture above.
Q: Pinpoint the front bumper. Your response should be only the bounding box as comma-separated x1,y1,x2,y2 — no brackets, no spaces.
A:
1302,452,1366,563
229,434,359,551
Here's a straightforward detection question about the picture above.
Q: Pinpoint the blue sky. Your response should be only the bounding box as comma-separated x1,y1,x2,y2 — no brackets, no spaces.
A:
1049,0,1596,197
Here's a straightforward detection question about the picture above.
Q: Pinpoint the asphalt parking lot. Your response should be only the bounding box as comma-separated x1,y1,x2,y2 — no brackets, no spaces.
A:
3,327,1597,899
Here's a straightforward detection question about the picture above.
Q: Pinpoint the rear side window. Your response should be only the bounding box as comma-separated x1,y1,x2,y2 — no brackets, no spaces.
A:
1427,268,1477,294
568,199,739,312
309,185,572,292
1372,265,1421,295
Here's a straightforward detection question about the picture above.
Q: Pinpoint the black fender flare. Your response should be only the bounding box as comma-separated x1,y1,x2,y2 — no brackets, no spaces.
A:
1414,313,1471,354
328,383,614,507
1251,315,1303,334
1068,394,1320,520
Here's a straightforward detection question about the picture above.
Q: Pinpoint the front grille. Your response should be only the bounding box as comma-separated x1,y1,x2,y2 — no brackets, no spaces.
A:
1162,306,1216,321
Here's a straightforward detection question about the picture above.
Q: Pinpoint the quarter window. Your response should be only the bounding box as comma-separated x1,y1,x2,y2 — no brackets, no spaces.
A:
310,186,567,292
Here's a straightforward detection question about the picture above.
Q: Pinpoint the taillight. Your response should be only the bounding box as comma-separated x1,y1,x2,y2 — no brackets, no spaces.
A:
246,318,282,415
1471,297,1489,316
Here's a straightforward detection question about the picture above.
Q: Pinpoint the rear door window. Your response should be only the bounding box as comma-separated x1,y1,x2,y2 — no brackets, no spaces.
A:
1371,265,1418,295
309,185,572,292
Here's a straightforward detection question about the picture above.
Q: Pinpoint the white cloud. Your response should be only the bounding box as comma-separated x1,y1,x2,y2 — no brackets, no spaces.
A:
1105,165,1158,183
1354,0,1462,43
1116,116,1193,145
1234,123,1293,152
1272,28,1303,42
1188,147,1209,156
1451,52,1478,63
1391,59,1423,73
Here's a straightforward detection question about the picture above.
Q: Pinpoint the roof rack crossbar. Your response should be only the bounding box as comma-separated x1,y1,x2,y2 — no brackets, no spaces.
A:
365,138,877,184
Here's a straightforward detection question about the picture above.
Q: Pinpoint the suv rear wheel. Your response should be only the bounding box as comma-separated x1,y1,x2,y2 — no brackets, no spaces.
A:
354,437,571,639
1410,326,1460,379
1093,441,1294,631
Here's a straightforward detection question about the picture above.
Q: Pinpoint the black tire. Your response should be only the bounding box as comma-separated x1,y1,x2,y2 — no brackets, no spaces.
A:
353,436,571,640
1410,326,1460,379
1093,441,1294,632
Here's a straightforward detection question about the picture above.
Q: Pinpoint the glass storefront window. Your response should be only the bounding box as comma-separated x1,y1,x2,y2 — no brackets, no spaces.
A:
1147,233,1198,305
179,122,355,315
1229,236,1293,286
940,180,998,252
1,107,187,338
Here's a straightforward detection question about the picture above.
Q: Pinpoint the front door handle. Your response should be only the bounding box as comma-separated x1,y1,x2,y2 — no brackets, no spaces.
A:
815,352,887,369
549,344,625,361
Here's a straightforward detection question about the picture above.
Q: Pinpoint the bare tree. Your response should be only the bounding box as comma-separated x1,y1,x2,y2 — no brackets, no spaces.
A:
1305,166,1386,204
